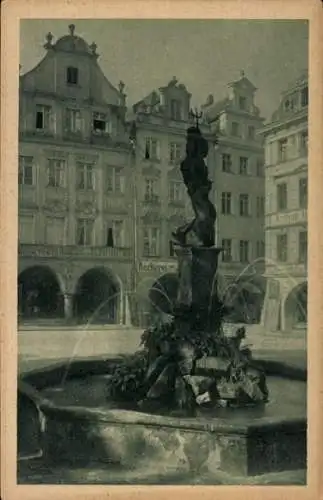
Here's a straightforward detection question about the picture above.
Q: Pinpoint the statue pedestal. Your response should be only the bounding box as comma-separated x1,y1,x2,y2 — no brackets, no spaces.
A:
175,245,223,331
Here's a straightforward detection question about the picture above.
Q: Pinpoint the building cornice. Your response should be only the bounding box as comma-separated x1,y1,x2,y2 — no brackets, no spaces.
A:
224,108,265,123
20,89,122,111
260,110,308,136
217,137,264,154
273,163,308,179
20,134,131,155
265,221,307,230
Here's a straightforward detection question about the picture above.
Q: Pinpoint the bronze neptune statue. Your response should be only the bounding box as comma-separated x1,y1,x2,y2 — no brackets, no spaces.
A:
172,114,217,247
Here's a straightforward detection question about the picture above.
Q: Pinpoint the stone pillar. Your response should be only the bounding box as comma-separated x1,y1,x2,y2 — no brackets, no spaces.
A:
123,292,132,326
63,293,74,322
174,245,223,331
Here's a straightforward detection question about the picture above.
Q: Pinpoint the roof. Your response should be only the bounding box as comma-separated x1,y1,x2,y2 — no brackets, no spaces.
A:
44,24,97,57
227,71,257,92
283,70,308,95
203,97,230,123
269,71,309,122
54,35,92,55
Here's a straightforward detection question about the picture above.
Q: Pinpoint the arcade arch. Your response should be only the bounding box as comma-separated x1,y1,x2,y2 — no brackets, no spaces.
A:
134,273,179,327
284,282,307,330
149,272,179,316
224,275,267,324
18,265,63,319
73,267,122,324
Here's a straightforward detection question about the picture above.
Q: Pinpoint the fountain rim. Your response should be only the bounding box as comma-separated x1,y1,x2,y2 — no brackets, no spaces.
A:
19,355,307,436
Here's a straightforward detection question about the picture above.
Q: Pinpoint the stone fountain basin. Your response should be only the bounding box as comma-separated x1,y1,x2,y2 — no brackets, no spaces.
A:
19,356,307,479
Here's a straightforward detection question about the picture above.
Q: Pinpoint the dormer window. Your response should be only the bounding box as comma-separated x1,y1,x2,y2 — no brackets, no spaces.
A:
231,122,240,137
239,96,247,110
170,99,182,120
66,67,78,85
284,99,290,111
301,86,308,107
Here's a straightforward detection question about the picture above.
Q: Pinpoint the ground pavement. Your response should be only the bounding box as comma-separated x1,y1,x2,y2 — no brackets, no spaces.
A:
18,323,307,374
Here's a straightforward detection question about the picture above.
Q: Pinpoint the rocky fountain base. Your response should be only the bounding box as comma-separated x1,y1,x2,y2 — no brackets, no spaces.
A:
18,245,307,483
18,357,306,482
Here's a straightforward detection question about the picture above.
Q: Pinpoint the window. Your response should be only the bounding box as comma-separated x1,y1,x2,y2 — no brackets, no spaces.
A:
35,104,51,131
301,86,308,107
107,167,124,194
239,240,249,263
239,157,248,175
92,112,110,134
256,196,265,217
277,234,288,262
106,221,124,248
278,139,288,161
284,99,291,112
284,96,297,112
170,99,182,120
169,181,183,203
222,239,232,262
256,158,264,177
299,231,307,263
19,215,34,244
47,159,65,187
239,96,247,110
277,183,287,211
76,163,94,190
288,135,297,158
248,126,255,139
222,154,232,173
299,178,308,209
76,219,93,246
221,192,232,215
46,217,65,245
169,240,175,257
19,156,33,185
65,109,82,133
231,122,240,137
66,67,78,85
144,178,159,202
143,227,160,256
256,241,265,258
144,137,160,160
300,131,308,156
169,142,182,164
239,194,249,216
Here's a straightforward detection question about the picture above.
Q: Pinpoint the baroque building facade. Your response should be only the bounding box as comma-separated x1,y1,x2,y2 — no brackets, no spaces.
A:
202,72,266,323
18,25,267,327
260,72,308,332
127,77,217,326
18,24,134,324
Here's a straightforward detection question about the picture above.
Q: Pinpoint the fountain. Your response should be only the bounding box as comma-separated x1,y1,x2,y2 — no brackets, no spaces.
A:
18,116,307,484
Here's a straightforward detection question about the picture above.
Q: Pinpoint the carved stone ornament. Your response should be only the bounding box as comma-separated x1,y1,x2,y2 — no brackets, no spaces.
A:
45,150,68,160
168,213,186,226
75,200,97,216
142,165,161,178
75,154,98,164
141,209,162,224
44,199,67,213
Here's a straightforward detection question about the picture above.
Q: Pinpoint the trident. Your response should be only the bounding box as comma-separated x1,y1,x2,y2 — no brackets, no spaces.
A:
189,107,203,128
